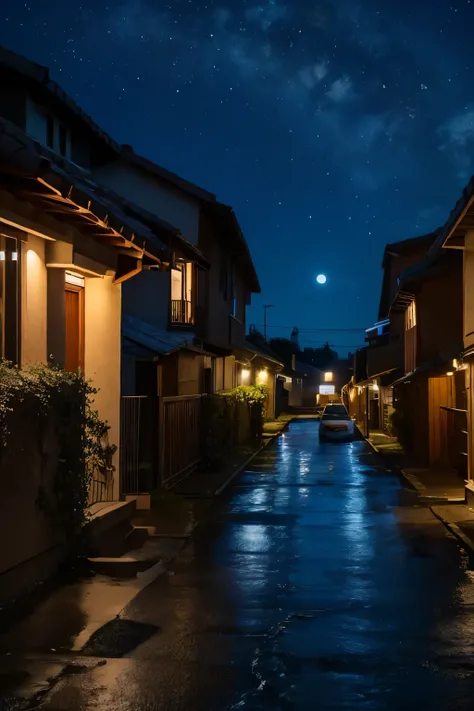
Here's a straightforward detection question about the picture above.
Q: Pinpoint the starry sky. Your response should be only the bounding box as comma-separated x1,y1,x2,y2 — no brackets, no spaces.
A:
1,0,473,354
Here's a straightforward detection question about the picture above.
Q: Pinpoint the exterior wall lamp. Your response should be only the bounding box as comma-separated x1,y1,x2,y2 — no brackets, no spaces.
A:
241,367,251,384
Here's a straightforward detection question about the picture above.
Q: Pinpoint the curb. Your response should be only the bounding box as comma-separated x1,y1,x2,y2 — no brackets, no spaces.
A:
355,425,420,494
430,506,474,554
214,428,286,497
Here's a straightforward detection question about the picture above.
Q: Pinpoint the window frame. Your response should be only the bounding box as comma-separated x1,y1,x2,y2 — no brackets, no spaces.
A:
170,261,194,325
0,235,21,364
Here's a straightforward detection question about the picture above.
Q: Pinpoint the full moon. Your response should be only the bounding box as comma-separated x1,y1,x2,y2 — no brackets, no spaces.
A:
316,274,327,285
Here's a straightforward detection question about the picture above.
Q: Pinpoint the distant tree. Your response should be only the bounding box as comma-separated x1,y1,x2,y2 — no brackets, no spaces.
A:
290,327,300,350
300,342,338,369
247,326,266,349
269,337,299,370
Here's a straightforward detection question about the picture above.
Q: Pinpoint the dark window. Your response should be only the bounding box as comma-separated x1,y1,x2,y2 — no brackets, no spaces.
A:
0,236,21,363
59,123,67,156
219,252,228,297
46,114,55,148
231,262,237,318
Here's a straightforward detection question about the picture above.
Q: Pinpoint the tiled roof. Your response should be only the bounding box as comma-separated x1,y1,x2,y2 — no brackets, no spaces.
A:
122,315,195,355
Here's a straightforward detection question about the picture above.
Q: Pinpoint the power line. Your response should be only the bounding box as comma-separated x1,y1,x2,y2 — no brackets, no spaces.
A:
253,324,367,332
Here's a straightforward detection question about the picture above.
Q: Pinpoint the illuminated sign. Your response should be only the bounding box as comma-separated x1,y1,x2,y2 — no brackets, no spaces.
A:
319,384,335,395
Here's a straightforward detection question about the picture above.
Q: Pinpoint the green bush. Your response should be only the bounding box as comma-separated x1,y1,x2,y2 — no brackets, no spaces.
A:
0,360,116,550
203,385,267,468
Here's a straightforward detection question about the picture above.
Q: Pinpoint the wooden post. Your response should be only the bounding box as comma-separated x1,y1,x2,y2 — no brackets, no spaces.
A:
158,396,165,487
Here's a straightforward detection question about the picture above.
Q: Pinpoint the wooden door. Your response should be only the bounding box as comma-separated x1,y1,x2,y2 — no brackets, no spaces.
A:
65,286,84,372
428,376,455,465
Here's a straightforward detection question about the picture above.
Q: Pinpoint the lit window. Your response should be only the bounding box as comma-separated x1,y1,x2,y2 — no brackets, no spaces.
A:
170,261,194,324
324,371,333,382
406,300,416,330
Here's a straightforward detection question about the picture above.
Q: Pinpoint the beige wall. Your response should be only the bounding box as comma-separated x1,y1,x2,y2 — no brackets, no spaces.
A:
84,276,121,492
22,235,47,365
93,160,201,245
177,352,204,395
224,356,236,390
465,232,474,351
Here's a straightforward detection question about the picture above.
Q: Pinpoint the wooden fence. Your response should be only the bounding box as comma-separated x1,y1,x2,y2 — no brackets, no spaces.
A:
159,394,203,487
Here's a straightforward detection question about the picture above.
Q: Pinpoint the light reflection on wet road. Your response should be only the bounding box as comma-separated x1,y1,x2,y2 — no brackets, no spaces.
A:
42,420,474,710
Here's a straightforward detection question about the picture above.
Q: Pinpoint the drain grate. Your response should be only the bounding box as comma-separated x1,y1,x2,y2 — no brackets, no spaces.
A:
81,618,159,658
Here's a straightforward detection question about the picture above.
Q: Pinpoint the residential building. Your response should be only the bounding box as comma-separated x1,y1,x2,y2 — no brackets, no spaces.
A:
431,177,474,503
348,233,438,434
391,247,464,468
91,146,262,488
0,116,170,600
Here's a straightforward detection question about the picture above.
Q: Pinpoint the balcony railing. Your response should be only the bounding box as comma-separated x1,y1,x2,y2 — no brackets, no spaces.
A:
170,300,194,325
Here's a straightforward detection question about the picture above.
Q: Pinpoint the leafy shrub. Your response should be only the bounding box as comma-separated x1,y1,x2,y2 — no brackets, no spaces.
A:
0,360,116,550
203,385,267,468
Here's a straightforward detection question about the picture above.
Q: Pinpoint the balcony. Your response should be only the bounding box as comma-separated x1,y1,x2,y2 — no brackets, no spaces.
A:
170,300,194,326
367,339,403,378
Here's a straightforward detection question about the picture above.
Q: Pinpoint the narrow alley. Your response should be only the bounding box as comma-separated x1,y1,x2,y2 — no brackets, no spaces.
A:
9,419,474,711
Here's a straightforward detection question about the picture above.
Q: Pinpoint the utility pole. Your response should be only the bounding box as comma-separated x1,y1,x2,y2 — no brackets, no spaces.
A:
263,304,273,341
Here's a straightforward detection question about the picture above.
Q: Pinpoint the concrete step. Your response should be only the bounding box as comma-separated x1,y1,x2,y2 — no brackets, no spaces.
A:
87,535,185,578
87,556,162,578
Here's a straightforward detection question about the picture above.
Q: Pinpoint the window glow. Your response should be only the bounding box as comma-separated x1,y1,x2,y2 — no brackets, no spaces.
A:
406,300,416,329
65,271,85,288
324,371,333,382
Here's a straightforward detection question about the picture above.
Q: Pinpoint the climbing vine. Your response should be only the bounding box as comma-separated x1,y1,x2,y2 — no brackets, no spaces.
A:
0,360,116,550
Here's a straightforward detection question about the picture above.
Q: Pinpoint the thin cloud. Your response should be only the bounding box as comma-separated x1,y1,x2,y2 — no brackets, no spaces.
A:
213,7,232,31
245,0,288,32
299,61,328,90
111,0,171,40
326,76,353,102
438,109,474,181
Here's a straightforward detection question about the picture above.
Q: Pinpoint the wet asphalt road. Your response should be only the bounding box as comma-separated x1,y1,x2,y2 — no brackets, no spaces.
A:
38,420,474,710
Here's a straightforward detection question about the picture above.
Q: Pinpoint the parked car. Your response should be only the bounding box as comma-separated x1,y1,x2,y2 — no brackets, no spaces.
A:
319,404,355,442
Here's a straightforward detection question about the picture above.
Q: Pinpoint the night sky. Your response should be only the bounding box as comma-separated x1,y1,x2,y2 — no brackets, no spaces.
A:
1,1,473,354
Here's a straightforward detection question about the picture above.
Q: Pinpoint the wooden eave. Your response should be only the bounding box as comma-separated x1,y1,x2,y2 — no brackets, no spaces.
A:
0,171,168,273
389,290,415,313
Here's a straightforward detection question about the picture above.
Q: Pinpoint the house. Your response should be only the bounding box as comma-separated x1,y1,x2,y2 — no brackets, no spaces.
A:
347,233,438,435
429,177,474,503
239,330,283,419
0,45,212,491
90,146,262,488
390,246,463,469
0,116,174,599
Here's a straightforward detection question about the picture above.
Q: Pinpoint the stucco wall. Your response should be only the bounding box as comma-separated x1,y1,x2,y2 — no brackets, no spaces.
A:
84,276,121,491
224,356,236,390
93,160,201,245
22,235,47,365
122,269,169,332
177,352,203,395
0,401,64,604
